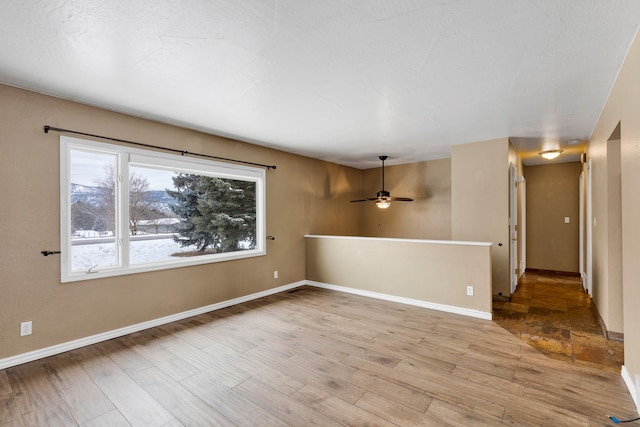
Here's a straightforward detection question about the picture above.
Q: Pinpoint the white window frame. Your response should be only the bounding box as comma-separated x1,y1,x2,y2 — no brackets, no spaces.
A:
60,136,266,283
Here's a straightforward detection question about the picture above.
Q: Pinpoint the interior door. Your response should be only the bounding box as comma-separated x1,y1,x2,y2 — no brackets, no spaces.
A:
585,159,593,295
579,170,585,289
509,164,518,294
519,176,526,276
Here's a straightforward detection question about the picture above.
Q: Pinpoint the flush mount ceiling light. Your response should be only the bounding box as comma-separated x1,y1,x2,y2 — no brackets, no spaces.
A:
539,149,563,160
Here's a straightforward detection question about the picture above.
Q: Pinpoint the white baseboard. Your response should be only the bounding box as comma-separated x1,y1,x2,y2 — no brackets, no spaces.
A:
0,281,305,370
622,365,640,414
305,280,493,320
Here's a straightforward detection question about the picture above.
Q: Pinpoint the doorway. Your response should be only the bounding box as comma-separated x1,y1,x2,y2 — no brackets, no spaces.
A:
522,162,582,275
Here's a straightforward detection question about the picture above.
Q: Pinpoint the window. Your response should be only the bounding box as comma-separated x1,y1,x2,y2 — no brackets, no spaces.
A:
60,136,265,282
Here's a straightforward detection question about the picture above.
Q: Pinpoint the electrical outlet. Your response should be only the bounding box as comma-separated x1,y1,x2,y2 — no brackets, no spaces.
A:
274,270,278,279
20,321,32,336
466,286,474,296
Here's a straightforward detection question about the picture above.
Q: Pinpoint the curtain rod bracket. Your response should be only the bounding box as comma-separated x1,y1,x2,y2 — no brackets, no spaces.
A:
41,250,61,256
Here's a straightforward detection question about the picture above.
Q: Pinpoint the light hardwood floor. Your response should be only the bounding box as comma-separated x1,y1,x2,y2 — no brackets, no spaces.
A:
1,286,637,426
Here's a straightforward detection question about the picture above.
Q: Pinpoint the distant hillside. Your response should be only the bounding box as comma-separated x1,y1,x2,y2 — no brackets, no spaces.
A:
71,183,176,211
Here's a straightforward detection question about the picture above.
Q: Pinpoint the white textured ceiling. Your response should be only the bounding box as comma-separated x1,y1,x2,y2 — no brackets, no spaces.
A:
1,1,639,168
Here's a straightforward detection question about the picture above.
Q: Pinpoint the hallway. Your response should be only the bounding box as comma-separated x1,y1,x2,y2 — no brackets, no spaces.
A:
493,271,624,373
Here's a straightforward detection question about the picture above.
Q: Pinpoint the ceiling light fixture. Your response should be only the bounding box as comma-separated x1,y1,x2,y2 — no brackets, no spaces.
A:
375,198,391,209
539,149,563,160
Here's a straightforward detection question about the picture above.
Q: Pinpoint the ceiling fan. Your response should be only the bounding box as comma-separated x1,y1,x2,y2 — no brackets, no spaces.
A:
350,155,414,209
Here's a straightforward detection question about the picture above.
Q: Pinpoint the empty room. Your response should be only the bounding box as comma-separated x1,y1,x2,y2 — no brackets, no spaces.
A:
1,1,640,425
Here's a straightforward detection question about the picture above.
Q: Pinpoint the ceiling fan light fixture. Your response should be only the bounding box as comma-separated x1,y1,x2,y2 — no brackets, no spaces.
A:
539,149,563,160
376,199,391,209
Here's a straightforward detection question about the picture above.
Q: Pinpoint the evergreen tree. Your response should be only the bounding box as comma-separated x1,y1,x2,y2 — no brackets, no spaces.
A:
166,174,217,252
167,173,256,253
194,177,256,252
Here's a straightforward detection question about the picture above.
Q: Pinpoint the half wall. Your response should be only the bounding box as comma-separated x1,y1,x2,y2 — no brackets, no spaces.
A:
305,235,493,319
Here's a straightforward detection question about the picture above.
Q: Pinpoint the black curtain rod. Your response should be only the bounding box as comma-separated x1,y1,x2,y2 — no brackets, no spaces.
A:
44,125,276,170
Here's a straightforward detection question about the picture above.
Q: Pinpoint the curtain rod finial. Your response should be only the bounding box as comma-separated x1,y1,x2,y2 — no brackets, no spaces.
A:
44,125,50,133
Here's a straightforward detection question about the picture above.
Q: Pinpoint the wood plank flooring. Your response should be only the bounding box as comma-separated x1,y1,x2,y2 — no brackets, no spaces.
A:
1,286,637,426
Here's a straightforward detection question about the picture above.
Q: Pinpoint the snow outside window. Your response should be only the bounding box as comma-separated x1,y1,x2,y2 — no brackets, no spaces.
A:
60,136,266,282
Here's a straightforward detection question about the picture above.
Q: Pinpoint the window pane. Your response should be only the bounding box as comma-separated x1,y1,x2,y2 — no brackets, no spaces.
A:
69,149,118,271
128,166,186,264
128,167,257,265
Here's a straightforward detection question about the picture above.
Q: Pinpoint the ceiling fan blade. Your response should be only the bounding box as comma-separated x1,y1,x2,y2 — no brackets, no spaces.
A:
350,198,379,202
390,197,414,202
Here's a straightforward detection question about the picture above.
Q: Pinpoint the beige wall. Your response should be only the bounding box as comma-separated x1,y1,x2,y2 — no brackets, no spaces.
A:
524,162,581,273
361,158,451,240
451,138,510,297
589,28,640,391
0,84,362,359
305,236,492,315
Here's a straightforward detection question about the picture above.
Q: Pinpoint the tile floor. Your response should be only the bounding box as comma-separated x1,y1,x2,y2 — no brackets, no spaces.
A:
493,271,624,373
